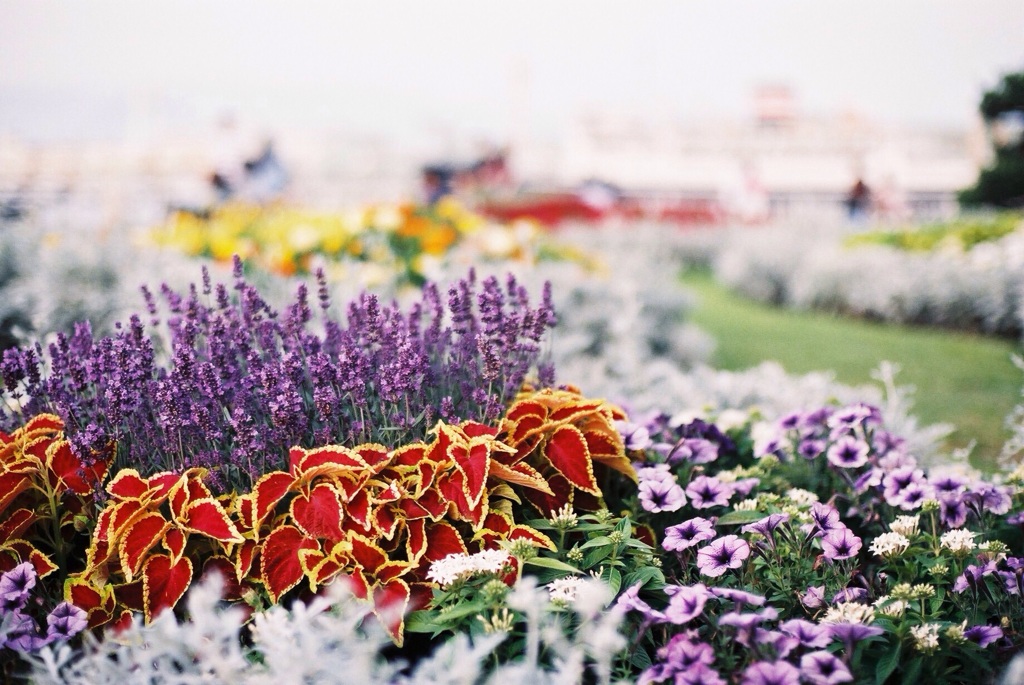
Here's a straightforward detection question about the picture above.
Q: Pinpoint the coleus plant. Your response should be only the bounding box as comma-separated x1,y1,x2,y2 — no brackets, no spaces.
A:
66,388,637,643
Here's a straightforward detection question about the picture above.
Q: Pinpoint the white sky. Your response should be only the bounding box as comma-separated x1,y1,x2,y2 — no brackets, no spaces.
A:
1,1,1023,144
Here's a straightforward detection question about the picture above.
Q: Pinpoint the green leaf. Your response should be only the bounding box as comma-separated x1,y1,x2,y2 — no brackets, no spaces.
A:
525,556,581,574
602,567,622,595
903,657,922,685
579,536,614,550
716,510,767,525
875,643,901,685
584,546,613,569
630,646,653,670
623,566,666,590
404,610,447,635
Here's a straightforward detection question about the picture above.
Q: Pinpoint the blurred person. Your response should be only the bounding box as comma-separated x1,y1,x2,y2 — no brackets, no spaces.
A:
844,178,871,224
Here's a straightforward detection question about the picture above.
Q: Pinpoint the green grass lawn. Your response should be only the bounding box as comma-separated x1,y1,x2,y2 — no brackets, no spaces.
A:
681,269,1023,472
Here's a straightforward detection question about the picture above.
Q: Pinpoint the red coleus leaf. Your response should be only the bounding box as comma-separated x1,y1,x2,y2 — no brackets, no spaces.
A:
162,527,187,564
338,567,370,600
95,499,144,543
296,445,367,481
406,518,427,564
354,443,391,472
344,488,373,532
23,414,64,435
65,578,116,629
0,507,35,542
373,579,411,645
451,440,490,508
374,505,400,541
260,525,319,603
0,471,32,515
118,511,171,582
0,540,58,578
348,533,388,575
181,498,244,544
505,400,547,423
523,471,574,518
202,556,245,601
509,524,556,551
421,521,468,564
44,440,101,495
142,554,193,623
549,399,606,423
235,539,258,582
543,425,600,494
489,460,553,494
413,487,449,520
106,469,151,500
390,443,428,468
252,471,296,528
460,421,498,438
298,540,350,591
290,482,345,541
149,471,186,502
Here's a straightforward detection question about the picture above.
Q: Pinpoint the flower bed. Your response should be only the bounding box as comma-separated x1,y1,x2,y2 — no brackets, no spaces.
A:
0,261,1021,683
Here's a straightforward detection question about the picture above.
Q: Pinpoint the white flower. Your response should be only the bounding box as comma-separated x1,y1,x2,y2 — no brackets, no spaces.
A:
786,488,819,507
821,602,875,625
940,529,977,555
890,515,920,538
715,409,749,432
869,532,911,559
734,498,759,512
910,623,941,653
873,595,908,618
546,576,584,604
427,550,511,588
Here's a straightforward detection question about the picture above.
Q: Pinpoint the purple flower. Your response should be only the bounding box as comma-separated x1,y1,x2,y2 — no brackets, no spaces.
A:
677,666,726,685
710,586,766,607
615,420,652,451
889,482,934,511
663,517,717,552
939,492,969,529
0,562,36,611
45,602,88,641
741,660,801,685
964,624,1003,647
671,438,719,465
800,650,853,684
657,634,715,669
780,619,832,648
664,584,710,624
827,403,881,431
639,478,687,513
810,502,842,532
616,583,664,622
753,628,799,659
798,439,826,459
697,535,751,577
826,436,869,469
778,411,804,431
828,623,883,655
686,475,732,509
820,527,862,561
801,585,826,609
882,466,926,504
830,587,867,604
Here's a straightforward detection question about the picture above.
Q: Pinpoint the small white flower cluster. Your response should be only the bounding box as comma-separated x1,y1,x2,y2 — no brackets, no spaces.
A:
889,515,920,538
869,532,911,559
426,550,512,589
940,529,977,555
910,623,942,653
546,576,585,604
785,488,819,507
734,498,759,512
820,602,875,625
873,595,909,618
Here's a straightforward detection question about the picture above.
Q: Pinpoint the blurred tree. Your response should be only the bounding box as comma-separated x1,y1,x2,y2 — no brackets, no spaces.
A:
960,71,1024,208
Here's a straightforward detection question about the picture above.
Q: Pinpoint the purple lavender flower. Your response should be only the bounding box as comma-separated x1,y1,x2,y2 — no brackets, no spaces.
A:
696,535,750,577
800,650,853,684
964,624,1004,647
780,619,832,648
741,660,801,685
664,584,709,624
819,527,862,561
663,517,716,552
686,475,732,509
826,436,869,469
0,562,36,612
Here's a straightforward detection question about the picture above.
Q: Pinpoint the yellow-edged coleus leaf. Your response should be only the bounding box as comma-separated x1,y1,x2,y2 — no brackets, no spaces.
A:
542,424,601,494
348,532,389,577
549,399,607,423
389,443,429,468
488,460,553,494
504,399,547,423
289,481,345,541
298,539,350,591
251,471,296,528
419,521,468,567
0,507,36,542
106,468,152,500
234,539,259,582
118,511,172,582
353,443,391,473
64,577,116,628
0,540,58,578
405,518,428,565
45,439,108,495
0,471,33,515
149,470,189,503
260,524,319,603
459,421,498,438
141,553,193,623
294,445,368,484
523,471,574,517
179,497,245,544
373,578,411,646
343,488,373,533
373,504,401,541
202,556,244,601
508,524,556,551
450,440,490,509
162,527,187,565
95,498,145,543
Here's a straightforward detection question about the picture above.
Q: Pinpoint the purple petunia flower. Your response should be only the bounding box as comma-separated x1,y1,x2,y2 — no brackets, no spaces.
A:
615,420,653,451
780,619,832,648
686,476,733,509
663,517,717,552
639,478,687,513
964,624,1003,648
697,535,750,577
826,436,870,469
710,586,766,607
664,584,710,624
801,585,826,609
954,561,998,594
741,660,801,685
889,482,934,511
810,502,842,532
800,650,853,684
939,492,969,529
45,602,88,641
0,562,36,612
976,483,1013,515
882,466,926,504
830,587,867,604
820,527,862,561
677,666,727,685
753,628,799,659
741,513,790,548
828,623,883,655
670,438,720,465
827,403,881,431
798,438,826,460
616,583,665,622
779,411,804,431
